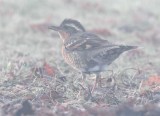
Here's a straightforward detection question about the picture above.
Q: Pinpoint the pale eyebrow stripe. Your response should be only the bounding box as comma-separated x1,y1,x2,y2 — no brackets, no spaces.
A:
66,24,83,31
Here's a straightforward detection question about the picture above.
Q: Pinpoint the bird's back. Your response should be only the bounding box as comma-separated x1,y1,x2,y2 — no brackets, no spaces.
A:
62,32,137,73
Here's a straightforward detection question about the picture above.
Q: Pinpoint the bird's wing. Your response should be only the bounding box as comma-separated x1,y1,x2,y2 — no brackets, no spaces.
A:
64,32,111,51
87,45,136,65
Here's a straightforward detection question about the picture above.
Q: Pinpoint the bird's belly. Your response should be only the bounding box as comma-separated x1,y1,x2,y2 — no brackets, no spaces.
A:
87,64,108,72
61,47,109,73
62,47,86,70
88,65,100,72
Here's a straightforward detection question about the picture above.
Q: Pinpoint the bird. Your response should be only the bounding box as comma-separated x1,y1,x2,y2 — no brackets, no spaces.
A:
49,19,137,91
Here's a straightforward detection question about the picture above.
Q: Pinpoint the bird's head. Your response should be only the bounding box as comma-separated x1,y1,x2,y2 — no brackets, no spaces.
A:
49,19,85,40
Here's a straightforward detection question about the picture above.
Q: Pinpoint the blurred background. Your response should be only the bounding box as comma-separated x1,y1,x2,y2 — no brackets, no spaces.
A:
0,0,160,115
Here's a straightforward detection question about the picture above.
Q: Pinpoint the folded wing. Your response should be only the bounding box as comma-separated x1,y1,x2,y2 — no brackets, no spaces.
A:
87,45,137,66
64,32,111,51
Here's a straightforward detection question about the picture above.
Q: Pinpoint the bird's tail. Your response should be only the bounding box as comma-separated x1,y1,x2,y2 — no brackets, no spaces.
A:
121,45,138,51
126,45,138,50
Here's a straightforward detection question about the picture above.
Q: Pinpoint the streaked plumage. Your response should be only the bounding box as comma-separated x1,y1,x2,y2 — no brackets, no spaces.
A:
49,19,137,90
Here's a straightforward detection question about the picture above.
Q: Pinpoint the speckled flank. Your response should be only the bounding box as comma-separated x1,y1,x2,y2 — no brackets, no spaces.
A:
62,46,87,70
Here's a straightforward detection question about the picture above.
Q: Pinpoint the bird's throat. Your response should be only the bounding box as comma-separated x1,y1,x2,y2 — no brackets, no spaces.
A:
58,32,70,42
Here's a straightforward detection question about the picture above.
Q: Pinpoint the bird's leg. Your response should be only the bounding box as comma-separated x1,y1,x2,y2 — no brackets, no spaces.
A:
81,73,94,99
80,73,87,89
81,73,98,95
81,73,86,82
96,73,102,87
76,73,87,98
98,74,102,87
91,73,101,93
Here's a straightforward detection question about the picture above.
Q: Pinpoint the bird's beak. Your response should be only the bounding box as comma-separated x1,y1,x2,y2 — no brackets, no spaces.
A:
48,26,62,31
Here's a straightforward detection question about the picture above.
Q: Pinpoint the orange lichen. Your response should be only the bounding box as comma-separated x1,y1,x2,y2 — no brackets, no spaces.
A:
43,62,55,77
143,76,160,86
